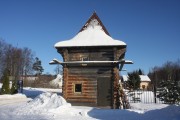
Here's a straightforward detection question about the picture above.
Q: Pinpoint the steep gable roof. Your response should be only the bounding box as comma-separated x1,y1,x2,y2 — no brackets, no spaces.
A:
79,12,110,36
55,12,126,48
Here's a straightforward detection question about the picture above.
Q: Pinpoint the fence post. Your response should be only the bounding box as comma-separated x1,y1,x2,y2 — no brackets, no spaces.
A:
154,72,157,103
154,84,156,103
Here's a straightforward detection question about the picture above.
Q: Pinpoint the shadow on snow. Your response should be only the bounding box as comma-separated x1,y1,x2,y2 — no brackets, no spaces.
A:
87,105,180,120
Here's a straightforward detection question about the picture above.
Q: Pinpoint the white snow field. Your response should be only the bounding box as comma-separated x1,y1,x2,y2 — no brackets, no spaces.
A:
0,84,180,120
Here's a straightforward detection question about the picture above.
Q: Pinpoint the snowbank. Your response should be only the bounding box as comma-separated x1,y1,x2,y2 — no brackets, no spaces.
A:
0,83,2,88
49,74,62,88
23,87,62,99
14,92,71,118
15,92,71,113
28,92,71,109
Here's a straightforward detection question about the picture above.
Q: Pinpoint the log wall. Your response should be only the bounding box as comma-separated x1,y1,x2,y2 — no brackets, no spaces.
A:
66,66,113,106
68,47,114,61
58,46,126,107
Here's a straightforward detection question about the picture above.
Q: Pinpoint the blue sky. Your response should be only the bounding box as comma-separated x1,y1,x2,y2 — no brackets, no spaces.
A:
0,0,180,75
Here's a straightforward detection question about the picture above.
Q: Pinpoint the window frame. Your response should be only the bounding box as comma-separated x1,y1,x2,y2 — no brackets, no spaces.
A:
74,83,82,94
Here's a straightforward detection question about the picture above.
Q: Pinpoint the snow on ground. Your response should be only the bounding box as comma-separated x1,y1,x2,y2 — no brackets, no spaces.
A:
23,87,62,99
0,85,180,120
49,74,62,88
0,94,31,105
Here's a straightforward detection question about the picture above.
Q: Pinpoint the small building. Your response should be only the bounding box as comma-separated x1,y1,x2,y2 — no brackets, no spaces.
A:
139,75,151,90
53,12,130,108
122,75,151,90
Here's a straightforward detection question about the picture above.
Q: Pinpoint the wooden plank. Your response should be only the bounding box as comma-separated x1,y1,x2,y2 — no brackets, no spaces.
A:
67,95,97,99
67,98,96,103
83,87,97,91
68,49,114,61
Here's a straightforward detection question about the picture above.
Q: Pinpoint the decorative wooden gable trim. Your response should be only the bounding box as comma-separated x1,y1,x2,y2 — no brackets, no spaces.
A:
79,12,110,36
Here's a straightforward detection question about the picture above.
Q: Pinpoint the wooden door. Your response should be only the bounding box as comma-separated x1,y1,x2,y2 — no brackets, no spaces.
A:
97,77,112,106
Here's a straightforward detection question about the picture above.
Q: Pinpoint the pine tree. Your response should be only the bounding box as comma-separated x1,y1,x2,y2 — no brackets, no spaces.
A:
1,69,10,94
158,80,180,104
33,57,44,75
127,70,141,90
11,80,18,94
138,69,143,75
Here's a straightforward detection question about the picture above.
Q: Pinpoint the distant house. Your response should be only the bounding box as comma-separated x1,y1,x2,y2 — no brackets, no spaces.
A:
51,12,131,108
139,75,151,90
20,75,55,88
20,75,38,81
121,75,151,90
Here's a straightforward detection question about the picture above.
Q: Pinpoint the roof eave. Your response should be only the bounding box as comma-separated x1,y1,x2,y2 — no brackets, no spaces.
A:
55,44,127,49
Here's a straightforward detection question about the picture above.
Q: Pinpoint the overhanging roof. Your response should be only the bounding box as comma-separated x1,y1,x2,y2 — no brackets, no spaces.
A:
54,12,126,48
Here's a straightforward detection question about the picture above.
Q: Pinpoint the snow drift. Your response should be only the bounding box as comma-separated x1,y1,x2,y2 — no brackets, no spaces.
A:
28,92,71,109
15,92,71,116
49,74,62,88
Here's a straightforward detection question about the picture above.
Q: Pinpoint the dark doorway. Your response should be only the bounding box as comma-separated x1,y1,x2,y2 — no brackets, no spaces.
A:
97,77,112,106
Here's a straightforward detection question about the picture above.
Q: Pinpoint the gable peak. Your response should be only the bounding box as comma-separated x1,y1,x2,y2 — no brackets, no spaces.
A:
79,12,110,36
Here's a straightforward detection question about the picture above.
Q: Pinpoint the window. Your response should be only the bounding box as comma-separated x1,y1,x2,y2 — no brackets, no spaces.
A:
74,84,82,93
142,85,146,89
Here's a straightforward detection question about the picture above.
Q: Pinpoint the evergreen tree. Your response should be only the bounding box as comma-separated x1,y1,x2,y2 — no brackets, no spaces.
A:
1,69,10,94
33,57,44,75
158,79,180,104
127,70,141,90
138,69,143,75
11,81,18,94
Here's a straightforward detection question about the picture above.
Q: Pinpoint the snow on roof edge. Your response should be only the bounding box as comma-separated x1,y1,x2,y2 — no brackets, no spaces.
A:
122,75,151,82
55,43,126,48
54,19,126,48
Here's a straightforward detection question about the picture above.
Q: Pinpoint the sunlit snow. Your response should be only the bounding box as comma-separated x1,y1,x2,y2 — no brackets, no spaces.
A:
0,83,180,120
55,18,126,47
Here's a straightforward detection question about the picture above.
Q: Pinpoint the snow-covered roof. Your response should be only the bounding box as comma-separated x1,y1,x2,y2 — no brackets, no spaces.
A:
122,75,128,81
55,17,126,48
122,75,151,82
139,75,151,82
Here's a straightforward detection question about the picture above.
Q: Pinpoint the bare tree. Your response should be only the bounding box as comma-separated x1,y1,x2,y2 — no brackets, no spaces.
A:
0,39,35,85
148,59,180,87
21,48,34,77
54,64,62,75
0,39,7,78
